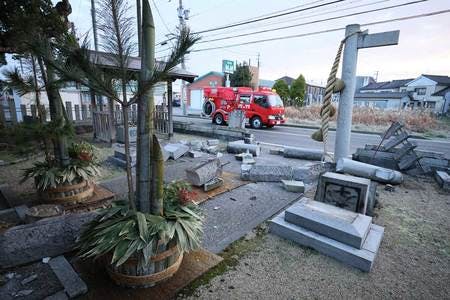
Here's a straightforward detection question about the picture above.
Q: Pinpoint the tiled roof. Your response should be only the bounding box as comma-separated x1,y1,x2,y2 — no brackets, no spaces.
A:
422,74,450,85
355,92,410,99
88,50,198,82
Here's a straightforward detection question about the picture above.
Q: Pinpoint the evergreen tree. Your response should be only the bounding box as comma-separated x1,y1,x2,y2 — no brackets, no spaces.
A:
272,79,289,104
290,74,306,106
229,62,252,87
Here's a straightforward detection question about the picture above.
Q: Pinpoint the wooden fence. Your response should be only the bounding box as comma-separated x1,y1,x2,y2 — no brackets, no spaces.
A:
1,100,170,138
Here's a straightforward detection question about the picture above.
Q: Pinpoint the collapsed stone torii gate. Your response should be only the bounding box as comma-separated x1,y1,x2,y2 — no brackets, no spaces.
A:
334,24,400,162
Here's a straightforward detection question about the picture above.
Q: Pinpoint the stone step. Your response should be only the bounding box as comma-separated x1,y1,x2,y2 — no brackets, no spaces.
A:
284,198,372,249
270,211,384,272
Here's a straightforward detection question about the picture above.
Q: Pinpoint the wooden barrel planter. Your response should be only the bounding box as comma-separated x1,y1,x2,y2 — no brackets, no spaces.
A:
106,240,183,288
39,180,94,205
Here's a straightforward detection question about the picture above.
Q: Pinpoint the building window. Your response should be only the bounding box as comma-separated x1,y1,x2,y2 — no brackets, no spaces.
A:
415,88,426,95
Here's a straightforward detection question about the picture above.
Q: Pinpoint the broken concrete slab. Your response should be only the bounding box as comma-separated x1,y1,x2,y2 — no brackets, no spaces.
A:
241,165,294,182
336,158,403,184
269,148,284,155
240,164,253,180
435,170,450,191
383,131,409,150
283,146,323,161
188,150,203,158
270,211,384,272
204,177,224,192
49,256,88,298
227,140,261,156
0,212,97,268
281,180,305,193
315,172,371,215
186,159,223,186
284,198,372,249
164,143,190,160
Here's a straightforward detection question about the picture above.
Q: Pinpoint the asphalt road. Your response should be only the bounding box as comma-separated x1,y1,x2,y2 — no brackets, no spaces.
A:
173,115,450,159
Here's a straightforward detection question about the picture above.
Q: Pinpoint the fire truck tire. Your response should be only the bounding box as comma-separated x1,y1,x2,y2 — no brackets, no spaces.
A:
213,113,225,125
250,116,262,129
202,100,215,116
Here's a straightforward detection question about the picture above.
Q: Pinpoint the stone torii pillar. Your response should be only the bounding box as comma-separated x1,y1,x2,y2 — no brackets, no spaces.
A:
334,24,399,162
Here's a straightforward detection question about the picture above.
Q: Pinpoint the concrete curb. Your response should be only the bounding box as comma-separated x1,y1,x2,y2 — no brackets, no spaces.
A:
174,114,428,140
280,122,428,139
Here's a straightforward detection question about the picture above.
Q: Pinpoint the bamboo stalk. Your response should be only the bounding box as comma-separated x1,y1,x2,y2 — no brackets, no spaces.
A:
136,0,155,213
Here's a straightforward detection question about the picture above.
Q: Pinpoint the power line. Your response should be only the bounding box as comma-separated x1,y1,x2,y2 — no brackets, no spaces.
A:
151,0,173,35
192,0,346,34
200,0,384,39
197,0,428,44
190,9,450,52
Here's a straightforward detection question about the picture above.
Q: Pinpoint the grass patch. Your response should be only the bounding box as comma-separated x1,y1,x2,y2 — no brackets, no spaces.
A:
285,106,446,134
179,225,267,297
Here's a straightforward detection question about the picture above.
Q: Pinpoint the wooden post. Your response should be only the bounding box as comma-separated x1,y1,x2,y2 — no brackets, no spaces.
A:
167,80,174,138
40,105,46,121
90,89,97,138
108,97,116,143
81,104,88,120
8,99,17,124
0,104,5,127
65,101,73,121
74,104,81,121
31,105,37,119
131,104,137,124
20,104,27,120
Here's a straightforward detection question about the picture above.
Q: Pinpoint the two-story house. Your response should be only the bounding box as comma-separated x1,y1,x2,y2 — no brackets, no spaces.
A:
354,74,450,113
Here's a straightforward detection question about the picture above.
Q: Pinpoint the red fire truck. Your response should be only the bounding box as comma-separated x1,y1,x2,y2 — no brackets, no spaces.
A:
202,87,286,129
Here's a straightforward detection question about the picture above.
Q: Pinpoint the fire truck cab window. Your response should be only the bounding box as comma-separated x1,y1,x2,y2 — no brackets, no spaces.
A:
253,95,269,108
240,95,251,104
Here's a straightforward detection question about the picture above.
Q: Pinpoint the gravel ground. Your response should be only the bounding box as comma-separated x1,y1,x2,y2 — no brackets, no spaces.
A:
181,175,450,299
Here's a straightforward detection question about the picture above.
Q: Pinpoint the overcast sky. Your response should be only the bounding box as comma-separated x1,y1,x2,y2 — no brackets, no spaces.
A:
63,0,450,85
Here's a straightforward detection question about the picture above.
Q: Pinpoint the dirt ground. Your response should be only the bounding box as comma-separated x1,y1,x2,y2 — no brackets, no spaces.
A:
181,176,450,299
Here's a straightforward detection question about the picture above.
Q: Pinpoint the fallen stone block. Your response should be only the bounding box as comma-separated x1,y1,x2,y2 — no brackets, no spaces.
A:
242,165,294,182
164,143,190,160
240,164,252,180
203,145,219,155
383,131,409,150
49,256,88,298
435,170,450,191
353,148,399,170
188,150,203,158
269,148,284,155
336,158,403,184
0,212,97,268
281,180,305,193
242,152,256,165
283,146,323,161
186,159,223,186
204,177,224,192
270,211,384,272
244,137,255,144
315,172,371,215
292,162,335,184
227,140,260,156
207,139,220,146
284,198,372,249
189,140,204,151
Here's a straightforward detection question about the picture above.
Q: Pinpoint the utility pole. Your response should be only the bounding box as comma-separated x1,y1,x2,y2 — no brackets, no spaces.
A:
178,0,189,115
334,24,399,162
136,0,142,57
90,0,99,51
